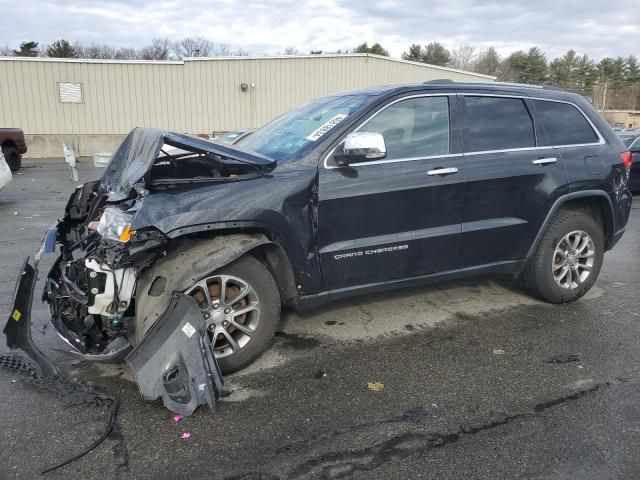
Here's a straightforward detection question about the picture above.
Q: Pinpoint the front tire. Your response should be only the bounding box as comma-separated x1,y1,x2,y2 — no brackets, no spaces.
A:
521,210,604,303
2,146,21,172
185,255,280,374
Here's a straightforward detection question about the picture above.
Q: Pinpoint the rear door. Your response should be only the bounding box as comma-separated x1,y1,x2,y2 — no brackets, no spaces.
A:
459,93,569,267
317,93,465,290
529,98,606,184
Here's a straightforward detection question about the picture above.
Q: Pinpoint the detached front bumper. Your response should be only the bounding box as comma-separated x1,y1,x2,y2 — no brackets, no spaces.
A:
3,257,59,378
3,230,224,415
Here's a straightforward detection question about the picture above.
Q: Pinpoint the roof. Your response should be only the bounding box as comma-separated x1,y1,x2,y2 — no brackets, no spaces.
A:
0,53,496,80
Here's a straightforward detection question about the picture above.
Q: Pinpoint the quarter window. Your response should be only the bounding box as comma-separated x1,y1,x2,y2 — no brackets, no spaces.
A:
462,96,535,152
358,96,450,160
532,100,598,146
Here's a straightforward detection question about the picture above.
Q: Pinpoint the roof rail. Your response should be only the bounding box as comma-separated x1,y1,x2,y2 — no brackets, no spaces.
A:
422,79,455,84
422,79,568,93
541,85,565,92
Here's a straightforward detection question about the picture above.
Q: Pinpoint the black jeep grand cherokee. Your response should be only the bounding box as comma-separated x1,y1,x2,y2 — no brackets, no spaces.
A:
5,81,632,414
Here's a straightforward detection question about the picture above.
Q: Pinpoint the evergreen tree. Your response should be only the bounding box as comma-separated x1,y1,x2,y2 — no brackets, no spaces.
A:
474,47,500,76
499,47,548,84
46,39,78,58
401,44,423,62
354,42,389,56
624,56,640,84
422,42,450,66
13,41,39,57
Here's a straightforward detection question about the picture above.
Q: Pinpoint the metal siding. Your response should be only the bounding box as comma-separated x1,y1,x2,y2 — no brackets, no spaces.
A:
0,56,492,135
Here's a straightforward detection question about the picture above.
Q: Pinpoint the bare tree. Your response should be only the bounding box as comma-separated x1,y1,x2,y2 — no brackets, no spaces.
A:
0,45,13,56
140,38,171,60
75,42,116,59
282,47,301,55
449,44,476,71
172,37,216,58
113,47,138,60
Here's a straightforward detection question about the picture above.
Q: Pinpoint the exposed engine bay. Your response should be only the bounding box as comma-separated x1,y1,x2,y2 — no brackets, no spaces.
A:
44,129,275,360
4,128,279,414
44,179,155,359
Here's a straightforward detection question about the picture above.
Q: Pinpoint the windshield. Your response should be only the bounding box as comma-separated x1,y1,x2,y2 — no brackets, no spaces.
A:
622,136,639,147
239,94,375,163
218,130,248,144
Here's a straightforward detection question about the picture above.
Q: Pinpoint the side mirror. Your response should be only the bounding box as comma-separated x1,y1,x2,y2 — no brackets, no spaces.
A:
334,132,386,166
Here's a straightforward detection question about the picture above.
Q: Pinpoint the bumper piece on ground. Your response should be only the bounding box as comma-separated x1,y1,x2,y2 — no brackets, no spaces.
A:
126,293,224,416
3,257,59,378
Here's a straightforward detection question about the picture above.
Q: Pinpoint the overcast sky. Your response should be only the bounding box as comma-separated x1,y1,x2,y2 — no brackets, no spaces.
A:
1,0,638,61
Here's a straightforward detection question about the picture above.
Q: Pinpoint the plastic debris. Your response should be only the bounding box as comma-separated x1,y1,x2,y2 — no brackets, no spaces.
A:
180,432,191,440
171,414,184,423
367,382,384,392
492,348,506,355
545,353,582,364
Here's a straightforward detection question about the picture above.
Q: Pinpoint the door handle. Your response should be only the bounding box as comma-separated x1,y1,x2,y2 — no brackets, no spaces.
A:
532,157,558,165
427,167,458,176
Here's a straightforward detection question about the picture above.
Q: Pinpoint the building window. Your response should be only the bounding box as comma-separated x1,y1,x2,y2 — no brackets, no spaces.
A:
58,82,83,103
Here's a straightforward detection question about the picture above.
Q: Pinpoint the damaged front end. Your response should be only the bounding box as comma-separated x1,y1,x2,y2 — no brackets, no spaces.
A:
3,128,278,414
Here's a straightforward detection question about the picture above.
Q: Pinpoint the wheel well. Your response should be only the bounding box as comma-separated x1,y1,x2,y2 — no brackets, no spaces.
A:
558,196,613,244
178,230,299,304
249,243,298,304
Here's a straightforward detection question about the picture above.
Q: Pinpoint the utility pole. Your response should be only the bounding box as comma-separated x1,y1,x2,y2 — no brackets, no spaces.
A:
602,81,608,111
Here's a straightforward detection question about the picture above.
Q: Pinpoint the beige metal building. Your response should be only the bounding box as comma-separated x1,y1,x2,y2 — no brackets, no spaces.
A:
0,54,495,158
601,110,640,129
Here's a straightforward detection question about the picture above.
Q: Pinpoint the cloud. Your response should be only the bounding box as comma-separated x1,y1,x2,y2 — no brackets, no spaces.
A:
0,0,637,60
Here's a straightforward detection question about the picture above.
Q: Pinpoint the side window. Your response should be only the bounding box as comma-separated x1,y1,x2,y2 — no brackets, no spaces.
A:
462,96,535,152
359,96,450,160
532,100,598,146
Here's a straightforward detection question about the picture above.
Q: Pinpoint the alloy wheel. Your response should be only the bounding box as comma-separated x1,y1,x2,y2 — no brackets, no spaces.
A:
552,230,595,290
185,274,261,358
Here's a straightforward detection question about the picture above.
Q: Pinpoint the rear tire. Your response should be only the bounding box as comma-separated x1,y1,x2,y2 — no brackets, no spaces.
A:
2,146,21,172
521,210,604,303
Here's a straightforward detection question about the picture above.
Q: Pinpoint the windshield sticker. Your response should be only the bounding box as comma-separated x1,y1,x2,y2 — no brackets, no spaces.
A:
306,114,348,141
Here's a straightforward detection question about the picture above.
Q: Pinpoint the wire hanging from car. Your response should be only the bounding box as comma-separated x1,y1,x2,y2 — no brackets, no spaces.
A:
41,397,119,474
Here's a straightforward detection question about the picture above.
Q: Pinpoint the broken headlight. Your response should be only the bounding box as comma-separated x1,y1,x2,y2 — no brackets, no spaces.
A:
97,207,135,242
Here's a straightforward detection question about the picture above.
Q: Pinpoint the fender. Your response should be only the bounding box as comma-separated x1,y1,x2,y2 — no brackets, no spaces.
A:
525,189,615,260
131,233,271,346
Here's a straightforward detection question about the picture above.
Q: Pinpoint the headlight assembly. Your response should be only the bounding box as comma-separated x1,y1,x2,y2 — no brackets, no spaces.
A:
96,207,135,242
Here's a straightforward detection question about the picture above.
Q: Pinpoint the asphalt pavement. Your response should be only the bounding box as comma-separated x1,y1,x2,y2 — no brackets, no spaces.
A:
1,160,639,480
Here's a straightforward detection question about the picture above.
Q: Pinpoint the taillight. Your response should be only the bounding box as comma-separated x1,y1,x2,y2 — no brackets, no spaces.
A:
621,151,633,169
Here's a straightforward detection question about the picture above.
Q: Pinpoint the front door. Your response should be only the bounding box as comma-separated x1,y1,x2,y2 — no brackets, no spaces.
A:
317,93,465,290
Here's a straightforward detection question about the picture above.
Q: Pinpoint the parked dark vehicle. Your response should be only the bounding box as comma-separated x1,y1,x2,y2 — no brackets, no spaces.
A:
4,81,632,414
624,135,640,191
0,128,27,171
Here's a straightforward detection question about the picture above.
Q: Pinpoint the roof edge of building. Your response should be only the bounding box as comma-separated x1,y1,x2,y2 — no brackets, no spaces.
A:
0,53,496,79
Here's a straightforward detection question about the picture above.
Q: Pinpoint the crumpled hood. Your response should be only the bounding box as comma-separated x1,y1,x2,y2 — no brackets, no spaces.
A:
101,128,276,201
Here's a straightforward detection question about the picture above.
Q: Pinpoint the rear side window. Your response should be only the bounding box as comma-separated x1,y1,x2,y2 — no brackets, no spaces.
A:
532,100,598,146
462,96,535,152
